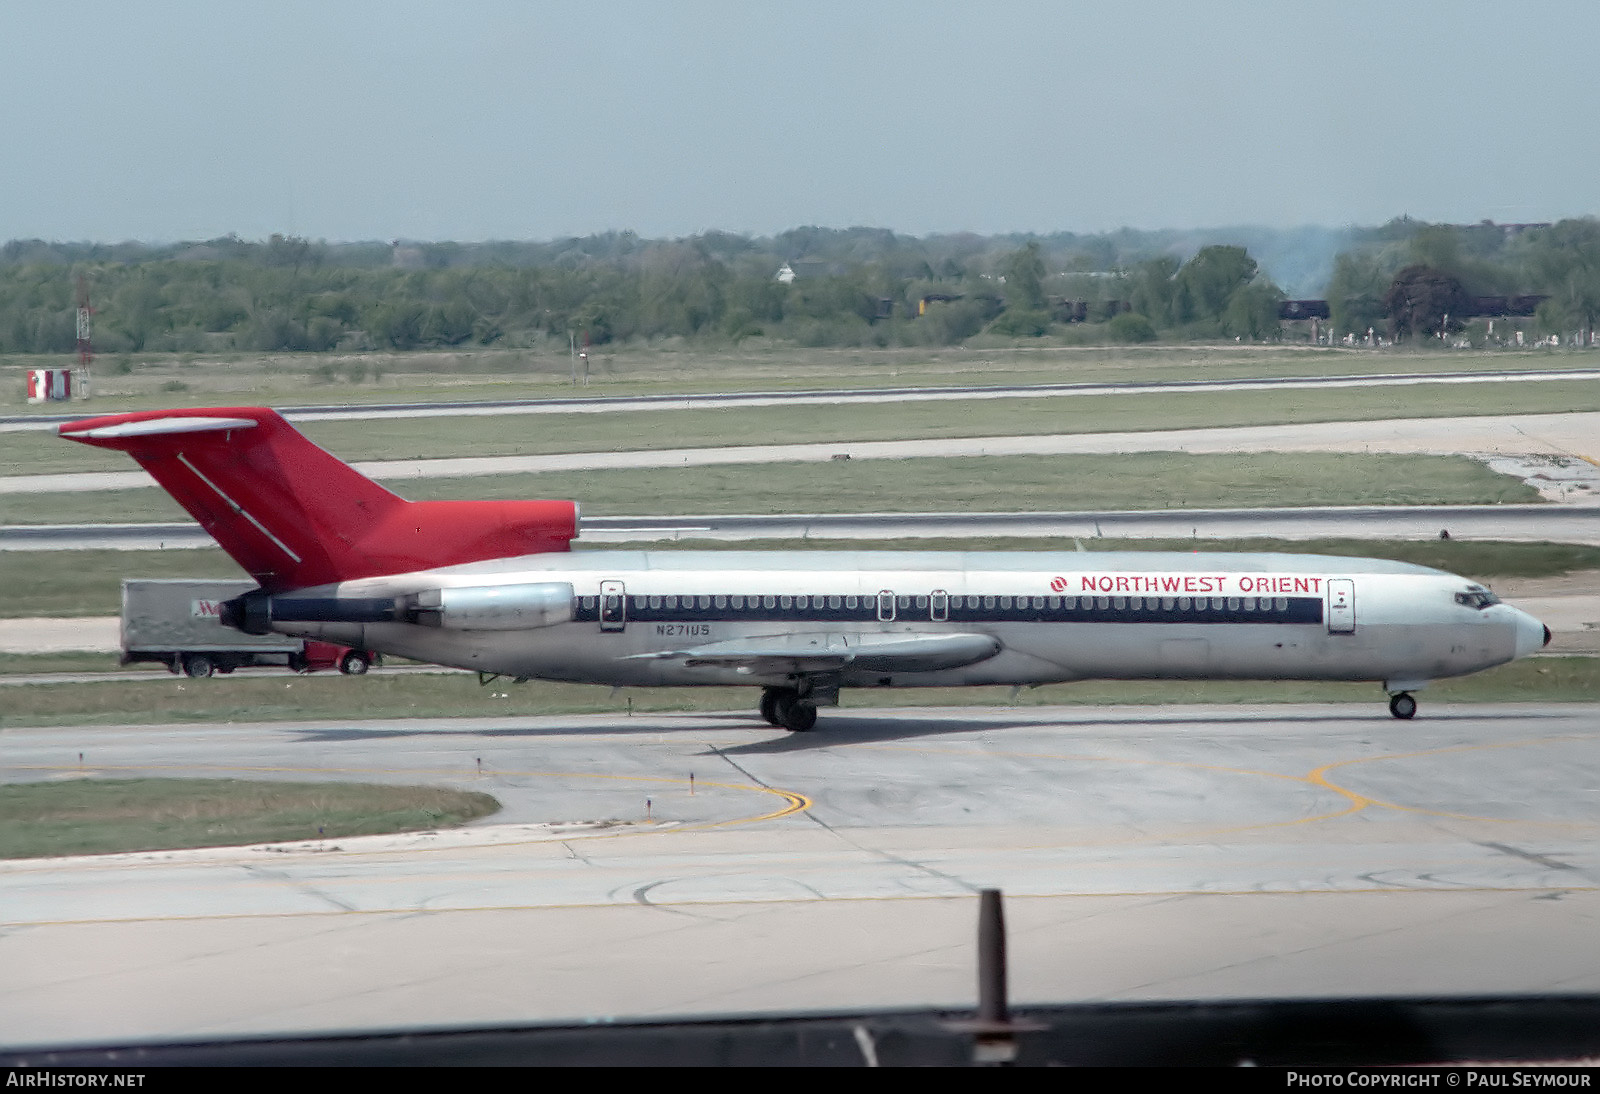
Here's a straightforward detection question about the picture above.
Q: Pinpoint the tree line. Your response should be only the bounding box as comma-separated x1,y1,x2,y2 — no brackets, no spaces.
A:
1,218,1595,357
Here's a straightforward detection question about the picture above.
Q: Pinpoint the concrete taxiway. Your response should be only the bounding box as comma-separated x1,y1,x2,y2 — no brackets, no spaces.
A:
2,703,1597,1048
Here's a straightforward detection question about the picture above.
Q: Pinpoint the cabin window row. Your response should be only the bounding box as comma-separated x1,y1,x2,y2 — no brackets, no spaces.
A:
574,593,1319,623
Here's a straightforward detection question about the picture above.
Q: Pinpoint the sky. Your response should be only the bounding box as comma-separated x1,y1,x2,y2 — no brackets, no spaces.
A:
2,0,1595,243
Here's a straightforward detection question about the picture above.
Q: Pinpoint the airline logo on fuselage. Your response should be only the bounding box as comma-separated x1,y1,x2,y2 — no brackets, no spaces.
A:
1050,574,1326,595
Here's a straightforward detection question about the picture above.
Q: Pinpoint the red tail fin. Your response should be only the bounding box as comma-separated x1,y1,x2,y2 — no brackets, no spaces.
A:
60,407,577,592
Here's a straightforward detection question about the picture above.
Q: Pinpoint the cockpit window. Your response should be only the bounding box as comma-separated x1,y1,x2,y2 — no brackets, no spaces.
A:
1454,587,1500,610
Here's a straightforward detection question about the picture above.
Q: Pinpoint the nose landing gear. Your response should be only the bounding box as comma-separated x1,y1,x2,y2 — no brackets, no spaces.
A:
1388,692,1417,720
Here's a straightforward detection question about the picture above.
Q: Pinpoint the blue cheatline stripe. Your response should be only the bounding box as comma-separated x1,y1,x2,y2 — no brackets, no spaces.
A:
572,593,1323,627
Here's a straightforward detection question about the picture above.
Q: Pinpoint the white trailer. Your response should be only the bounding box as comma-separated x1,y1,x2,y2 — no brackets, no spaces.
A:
120,579,374,677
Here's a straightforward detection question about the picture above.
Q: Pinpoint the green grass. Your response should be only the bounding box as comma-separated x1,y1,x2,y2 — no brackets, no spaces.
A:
0,657,1593,731
2,536,1592,620
8,343,1595,417
0,778,501,859
296,378,1600,463
0,548,249,616
0,652,136,674
11,372,1600,477
0,450,1542,526
399,451,1539,515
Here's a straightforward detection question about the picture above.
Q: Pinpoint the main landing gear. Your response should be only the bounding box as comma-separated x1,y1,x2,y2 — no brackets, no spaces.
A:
760,686,818,732
1388,692,1418,720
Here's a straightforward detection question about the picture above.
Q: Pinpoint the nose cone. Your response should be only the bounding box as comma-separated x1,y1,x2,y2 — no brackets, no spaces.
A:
1512,608,1550,659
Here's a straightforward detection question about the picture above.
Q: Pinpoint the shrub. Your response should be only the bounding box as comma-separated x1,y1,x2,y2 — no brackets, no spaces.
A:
1108,312,1158,343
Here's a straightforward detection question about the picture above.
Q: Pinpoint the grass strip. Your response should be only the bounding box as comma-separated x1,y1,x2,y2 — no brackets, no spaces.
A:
0,656,1593,731
6,343,1595,418
397,452,1538,515
9,373,1600,476
0,450,1542,526
0,778,500,859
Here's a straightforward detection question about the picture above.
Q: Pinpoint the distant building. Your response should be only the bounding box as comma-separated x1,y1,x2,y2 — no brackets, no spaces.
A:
1280,300,1331,320
1495,222,1551,237
778,258,841,281
1048,299,1089,323
917,293,964,316
1469,295,1546,318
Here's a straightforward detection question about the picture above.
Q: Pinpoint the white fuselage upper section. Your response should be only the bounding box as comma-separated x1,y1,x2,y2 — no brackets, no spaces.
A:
273,549,1547,691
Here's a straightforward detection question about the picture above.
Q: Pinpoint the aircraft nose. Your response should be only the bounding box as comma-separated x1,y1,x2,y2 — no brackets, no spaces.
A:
1512,609,1550,659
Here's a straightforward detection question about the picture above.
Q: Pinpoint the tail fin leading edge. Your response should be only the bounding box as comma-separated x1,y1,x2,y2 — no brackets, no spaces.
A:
60,407,577,592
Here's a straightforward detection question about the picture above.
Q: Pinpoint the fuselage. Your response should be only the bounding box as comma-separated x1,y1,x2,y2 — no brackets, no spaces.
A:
268,548,1549,695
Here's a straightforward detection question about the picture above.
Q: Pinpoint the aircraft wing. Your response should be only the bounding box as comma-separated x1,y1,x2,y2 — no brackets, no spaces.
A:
628,631,1001,674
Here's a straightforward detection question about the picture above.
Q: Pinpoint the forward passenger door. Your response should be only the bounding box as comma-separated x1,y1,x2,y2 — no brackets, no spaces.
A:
599,581,627,632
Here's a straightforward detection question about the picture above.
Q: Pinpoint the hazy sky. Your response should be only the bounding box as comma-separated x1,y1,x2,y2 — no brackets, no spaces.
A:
2,1,1595,243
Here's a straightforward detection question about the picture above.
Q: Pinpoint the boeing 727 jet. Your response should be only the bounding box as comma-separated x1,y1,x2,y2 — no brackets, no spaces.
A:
61,407,1550,729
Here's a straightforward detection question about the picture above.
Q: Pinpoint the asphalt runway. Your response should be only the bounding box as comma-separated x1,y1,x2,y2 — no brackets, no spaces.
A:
2,702,1597,1048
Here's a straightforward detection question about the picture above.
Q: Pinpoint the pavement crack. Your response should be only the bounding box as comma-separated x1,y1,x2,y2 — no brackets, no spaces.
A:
1477,841,1577,872
239,863,358,913
709,745,976,893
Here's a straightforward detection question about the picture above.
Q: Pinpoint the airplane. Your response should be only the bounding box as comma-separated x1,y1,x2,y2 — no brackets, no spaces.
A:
60,406,1551,730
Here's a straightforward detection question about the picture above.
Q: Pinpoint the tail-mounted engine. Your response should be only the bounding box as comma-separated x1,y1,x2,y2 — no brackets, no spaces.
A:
221,582,575,634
